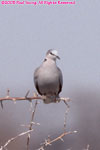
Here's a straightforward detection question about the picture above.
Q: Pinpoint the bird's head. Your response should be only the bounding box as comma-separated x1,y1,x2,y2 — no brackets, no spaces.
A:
46,49,60,61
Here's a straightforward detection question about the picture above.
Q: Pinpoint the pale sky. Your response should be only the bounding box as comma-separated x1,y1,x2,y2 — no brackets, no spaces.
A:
0,0,100,149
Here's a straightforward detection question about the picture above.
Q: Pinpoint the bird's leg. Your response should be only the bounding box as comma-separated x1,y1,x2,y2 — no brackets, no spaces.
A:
41,95,47,101
54,94,60,103
56,98,61,103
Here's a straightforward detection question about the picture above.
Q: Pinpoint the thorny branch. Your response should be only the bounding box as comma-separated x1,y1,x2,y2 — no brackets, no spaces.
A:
0,130,33,150
0,96,39,150
83,145,90,150
0,89,42,102
37,99,77,150
38,130,77,150
0,89,70,107
27,100,38,150
0,89,73,150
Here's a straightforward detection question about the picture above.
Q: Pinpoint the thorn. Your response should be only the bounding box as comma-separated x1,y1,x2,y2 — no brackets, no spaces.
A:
29,101,33,110
25,90,32,103
33,92,38,97
12,98,16,104
12,98,16,102
63,100,70,108
47,135,51,143
21,124,30,128
31,122,40,126
25,90,30,98
7,89,10,97
0,101,3,109
60,137,64,142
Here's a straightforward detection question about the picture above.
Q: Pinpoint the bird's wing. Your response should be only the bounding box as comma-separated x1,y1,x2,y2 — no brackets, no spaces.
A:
57,67,63,94
34,67,42,95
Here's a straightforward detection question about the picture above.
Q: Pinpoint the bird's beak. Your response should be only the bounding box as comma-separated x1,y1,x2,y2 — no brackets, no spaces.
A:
56,55,60,60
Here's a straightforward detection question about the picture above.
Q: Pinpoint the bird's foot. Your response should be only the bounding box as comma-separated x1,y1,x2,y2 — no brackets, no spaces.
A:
55,98,61,103
42,95,47,100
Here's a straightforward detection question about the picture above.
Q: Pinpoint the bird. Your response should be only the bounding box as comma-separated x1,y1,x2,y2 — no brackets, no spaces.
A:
34,49,63,104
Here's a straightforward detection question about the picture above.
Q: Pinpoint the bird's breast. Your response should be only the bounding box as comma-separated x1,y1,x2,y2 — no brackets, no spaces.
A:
38,67,58,82
37,67,59,95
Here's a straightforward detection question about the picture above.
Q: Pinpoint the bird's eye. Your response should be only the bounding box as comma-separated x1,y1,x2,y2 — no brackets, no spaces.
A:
44,58,47,62
50,52,54,56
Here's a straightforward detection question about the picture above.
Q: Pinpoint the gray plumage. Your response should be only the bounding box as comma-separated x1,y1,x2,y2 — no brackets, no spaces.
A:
34,49,63,104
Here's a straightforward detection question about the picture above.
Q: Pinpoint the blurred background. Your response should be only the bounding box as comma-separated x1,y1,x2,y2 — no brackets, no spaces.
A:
0,0,100,149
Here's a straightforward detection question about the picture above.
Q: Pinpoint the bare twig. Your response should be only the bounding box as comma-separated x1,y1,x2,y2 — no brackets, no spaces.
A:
0,95,42,101
38,130,77,150
27,100,38,150
0,130,33,150
0,89,71,150
62,95,70,133
21,122,40,128
83,144,90,150
64,109,68,133
0,101,3,109
86,145,90,150
0,90,70,103
37,99,77,150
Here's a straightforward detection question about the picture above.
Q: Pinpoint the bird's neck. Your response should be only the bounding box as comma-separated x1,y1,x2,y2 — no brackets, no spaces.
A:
43,58,56,66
